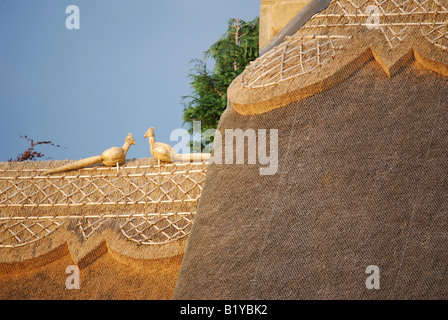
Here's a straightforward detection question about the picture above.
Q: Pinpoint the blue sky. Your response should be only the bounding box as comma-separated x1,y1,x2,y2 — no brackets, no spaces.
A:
0,0,260,162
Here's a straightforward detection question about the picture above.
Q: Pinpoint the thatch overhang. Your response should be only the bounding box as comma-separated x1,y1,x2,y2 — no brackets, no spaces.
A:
0,159,207,299
228,0,448,114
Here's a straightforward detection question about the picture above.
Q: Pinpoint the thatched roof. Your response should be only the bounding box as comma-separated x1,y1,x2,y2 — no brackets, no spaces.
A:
174,1,448,299
0,158,207,299
228,0,448,114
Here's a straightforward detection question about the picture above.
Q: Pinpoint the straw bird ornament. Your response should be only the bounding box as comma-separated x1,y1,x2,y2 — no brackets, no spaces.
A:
144,127,210,164
45,133,136,175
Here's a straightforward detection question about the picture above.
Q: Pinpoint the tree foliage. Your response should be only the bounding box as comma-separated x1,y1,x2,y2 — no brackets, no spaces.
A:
182,17,259,136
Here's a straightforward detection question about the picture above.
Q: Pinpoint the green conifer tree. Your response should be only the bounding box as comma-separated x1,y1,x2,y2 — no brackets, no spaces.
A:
182,17,259,147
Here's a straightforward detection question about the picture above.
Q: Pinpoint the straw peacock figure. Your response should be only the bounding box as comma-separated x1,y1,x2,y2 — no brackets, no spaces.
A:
45,133,136,175
144,127,210,164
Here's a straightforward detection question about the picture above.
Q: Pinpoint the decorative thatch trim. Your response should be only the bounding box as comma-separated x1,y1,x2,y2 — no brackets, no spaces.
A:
228,0,448,115
0,158,206,266
0,226,190,270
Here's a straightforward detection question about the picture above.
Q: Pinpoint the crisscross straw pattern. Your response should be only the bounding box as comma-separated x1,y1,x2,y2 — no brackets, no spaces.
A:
0,161,207,247
240,0,448,89
0,164,207,207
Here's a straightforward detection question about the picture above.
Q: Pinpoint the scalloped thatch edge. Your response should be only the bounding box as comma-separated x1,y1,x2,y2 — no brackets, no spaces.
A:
0,226,188,274
229,46,448,115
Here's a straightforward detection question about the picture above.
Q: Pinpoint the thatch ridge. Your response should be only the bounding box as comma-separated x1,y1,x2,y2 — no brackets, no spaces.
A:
228,0,448,114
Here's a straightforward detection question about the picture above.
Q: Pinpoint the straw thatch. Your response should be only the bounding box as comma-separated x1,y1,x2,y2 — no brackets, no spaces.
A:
0,243,184,300
174,0,448,299
228,0,448,114
0,158,207,299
